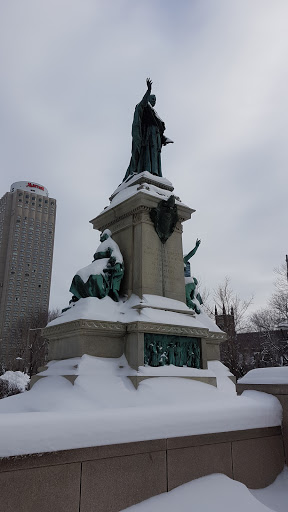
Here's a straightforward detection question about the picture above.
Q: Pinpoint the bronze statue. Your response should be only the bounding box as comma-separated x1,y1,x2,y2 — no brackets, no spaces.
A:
123,78,173,181
184,239,201,277
184,239,203,314
69,230,124,302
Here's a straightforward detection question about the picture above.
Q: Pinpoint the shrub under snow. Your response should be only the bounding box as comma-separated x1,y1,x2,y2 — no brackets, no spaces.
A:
0,371,30,399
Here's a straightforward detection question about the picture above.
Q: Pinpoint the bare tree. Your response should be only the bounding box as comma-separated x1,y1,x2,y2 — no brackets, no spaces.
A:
269,262,288,324
203,276,253,332
200,277,253,378
8,309,60,376
243,259,288,369
213,277,253,332
248,308,279,332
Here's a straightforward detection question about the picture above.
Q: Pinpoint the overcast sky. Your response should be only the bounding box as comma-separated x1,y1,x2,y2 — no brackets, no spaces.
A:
0,0,287,315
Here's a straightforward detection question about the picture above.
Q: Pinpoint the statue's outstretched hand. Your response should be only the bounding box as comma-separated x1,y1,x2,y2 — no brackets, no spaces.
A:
146,78,152,93
196,238,201,247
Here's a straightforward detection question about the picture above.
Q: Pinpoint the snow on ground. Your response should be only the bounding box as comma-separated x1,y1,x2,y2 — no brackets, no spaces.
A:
239,367,288,385
0,355,282,458
0,371,30,392
121,469,288,512
251,467,288,512
48,294,222,333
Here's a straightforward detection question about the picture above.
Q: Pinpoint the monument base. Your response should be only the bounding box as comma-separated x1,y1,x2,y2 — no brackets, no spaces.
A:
40,172,227,389
47,319,126,361
44,317,225,368
38,302,226,389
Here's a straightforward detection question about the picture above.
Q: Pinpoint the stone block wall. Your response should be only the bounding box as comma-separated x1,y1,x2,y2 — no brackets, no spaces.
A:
0,426,284,512
237,383,288,463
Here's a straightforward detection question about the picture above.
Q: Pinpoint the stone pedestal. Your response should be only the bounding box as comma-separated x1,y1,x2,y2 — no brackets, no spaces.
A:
90,177,194,303
47,319,126,361
43,315,225,372
40,174,225,389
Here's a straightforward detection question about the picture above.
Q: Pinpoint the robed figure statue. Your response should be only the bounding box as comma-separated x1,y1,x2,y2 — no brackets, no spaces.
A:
123,78,173,181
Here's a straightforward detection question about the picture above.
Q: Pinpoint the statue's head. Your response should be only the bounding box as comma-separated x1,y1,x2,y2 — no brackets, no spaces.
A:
166,195,175,208
149,94,156,107
100,229,111,242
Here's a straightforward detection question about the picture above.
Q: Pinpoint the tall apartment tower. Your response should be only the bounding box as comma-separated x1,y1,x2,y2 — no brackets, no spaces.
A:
0,181,56,368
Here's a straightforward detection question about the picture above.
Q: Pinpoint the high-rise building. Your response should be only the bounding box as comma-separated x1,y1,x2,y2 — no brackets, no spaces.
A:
0,181,56,369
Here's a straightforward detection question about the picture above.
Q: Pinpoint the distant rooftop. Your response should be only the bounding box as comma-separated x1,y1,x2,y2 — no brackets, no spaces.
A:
10,181,49,197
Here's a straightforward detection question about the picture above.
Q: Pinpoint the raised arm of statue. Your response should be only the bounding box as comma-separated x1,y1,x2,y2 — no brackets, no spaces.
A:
137,78,152,108
183,239,201,264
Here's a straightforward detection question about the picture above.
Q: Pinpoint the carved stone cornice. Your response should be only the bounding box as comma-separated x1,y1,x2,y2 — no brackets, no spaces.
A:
205,332,227,342
44,318,225,342
44,319,126,337
126,321,209,337
90,191,194,232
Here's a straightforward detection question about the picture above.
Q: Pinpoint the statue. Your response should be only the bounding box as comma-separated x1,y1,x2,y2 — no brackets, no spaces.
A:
184,239,201,277
123,78,173,181
184,239,203,314
187,345,195,367
150,342,159,367
69,229,124,302
175,342,184,367
103,256,123,302
167,343,176,365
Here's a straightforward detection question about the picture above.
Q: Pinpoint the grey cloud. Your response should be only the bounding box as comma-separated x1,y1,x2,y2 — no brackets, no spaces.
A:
0,0,287,313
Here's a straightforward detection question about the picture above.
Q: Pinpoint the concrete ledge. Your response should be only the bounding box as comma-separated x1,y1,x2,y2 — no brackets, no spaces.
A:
0,427,284,510
0,439,167,473
128,375,217,388
237,382,288,465
166,426,282,449
30,374,78,388
237,383,288,395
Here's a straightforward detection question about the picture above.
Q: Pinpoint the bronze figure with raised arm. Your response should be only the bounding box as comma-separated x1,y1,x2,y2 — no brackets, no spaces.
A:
123,78,173,181
184,239,203,314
